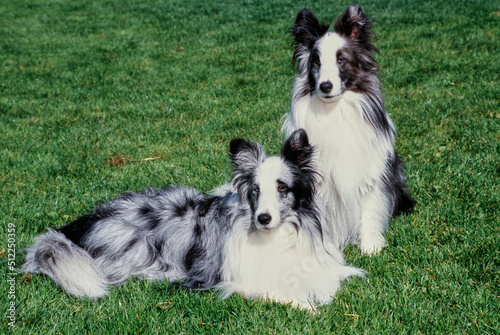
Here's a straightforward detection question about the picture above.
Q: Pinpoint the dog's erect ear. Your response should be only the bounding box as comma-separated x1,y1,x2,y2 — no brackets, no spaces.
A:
334,5,376,52
229,138,250,157
290,9,330,67
229,138,266,200
291,9,329,46
229,138,266,171
281,129,314,169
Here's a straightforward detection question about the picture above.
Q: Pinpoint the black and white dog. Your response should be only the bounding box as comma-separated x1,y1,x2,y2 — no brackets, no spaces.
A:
282,6,415,254
23,130,363,310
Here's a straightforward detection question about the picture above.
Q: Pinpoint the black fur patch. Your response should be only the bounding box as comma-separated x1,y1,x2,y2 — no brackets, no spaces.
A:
139,204,153,215
145,211,163,230
57,214,96,247
58,203,116,247
174,203,188,217
154,239,163,255
197,196,219,217
123,237,139,253
88,245,106,258
184,240,204,272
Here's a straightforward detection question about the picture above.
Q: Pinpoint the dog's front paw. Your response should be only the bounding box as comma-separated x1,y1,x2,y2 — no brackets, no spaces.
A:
358,236,386,255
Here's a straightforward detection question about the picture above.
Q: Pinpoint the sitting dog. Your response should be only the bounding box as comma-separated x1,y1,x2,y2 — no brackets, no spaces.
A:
282,6,415,254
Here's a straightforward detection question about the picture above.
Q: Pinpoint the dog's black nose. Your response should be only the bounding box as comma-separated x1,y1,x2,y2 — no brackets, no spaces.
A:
319,81,333,94
257,213,272,225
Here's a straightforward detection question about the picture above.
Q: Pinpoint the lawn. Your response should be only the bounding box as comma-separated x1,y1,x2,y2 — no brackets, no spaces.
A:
1,0,498,333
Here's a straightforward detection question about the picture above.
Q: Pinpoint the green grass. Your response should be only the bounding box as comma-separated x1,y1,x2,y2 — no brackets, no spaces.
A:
1,0,498,333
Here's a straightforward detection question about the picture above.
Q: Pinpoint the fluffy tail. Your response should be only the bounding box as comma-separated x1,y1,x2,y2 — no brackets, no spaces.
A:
22,230,108,298
391,154,416,216
393,190,416,216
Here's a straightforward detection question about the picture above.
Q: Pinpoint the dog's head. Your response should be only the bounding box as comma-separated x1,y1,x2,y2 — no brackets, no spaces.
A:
291,5,378,102
230,129,317,231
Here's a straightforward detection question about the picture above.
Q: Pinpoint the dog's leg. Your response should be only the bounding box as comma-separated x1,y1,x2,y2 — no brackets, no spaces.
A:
358,185,391,255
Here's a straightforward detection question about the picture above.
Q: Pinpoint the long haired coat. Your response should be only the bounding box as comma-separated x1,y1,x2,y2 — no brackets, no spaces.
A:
282,6,415,254
23,130,363,310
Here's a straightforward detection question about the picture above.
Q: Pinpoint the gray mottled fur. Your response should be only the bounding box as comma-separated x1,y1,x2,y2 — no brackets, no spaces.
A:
23,130,362,309
23,186,241,297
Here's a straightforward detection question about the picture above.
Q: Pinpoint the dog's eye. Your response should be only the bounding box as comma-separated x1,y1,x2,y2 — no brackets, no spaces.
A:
337,57,345,64
312,54,321,67
253,186,260,194
277,183,287,193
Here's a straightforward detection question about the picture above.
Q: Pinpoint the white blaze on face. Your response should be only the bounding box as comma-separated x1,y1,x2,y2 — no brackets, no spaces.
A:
253,157,292,230
315,33,346,101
